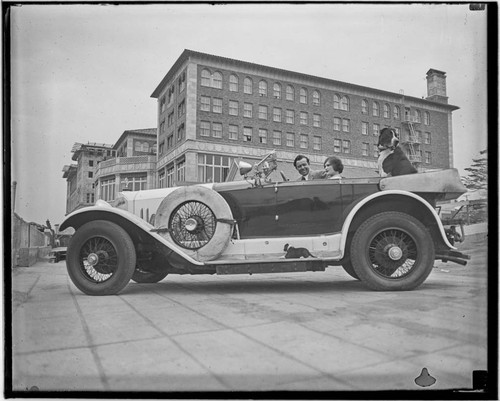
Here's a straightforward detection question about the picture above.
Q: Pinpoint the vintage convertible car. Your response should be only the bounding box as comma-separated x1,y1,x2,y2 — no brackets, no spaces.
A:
60,151,470,295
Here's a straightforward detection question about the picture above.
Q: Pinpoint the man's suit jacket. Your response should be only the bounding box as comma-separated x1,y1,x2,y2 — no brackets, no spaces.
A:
296,169,326,181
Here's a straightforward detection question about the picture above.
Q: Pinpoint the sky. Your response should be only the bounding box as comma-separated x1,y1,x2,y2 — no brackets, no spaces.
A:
9,3,489,225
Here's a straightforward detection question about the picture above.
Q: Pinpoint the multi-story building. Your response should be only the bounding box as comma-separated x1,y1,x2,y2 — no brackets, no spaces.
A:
93,128,157,202
62,142,115,214
151,50,459,186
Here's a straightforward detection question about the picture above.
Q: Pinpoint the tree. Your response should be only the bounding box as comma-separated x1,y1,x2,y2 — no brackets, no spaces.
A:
462,149,487,190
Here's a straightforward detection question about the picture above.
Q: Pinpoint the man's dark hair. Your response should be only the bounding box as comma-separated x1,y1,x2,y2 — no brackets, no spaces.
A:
293,154,310,168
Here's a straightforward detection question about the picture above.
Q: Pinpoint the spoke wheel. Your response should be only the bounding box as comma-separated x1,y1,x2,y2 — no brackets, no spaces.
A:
169,201,216,250
351,212,435,291
66,220,136,295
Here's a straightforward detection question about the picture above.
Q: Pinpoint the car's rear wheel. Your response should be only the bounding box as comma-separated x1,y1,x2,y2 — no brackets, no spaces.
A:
66,220,136,295
351,212,435,291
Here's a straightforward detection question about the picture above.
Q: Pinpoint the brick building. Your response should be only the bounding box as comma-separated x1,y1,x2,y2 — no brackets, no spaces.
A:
151,50,459,186
62,142,115,214
94,128,157,201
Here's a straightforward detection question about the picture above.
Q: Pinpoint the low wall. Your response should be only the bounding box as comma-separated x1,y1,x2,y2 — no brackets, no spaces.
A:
16,246,52,267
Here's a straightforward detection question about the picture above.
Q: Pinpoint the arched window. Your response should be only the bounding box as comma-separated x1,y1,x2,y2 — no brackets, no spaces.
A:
341,96,349,111
361,99,368,114
212,72,222,89
244,77,253,94
300,88,307,104
393,106,400,120
415,109,422,123
229,74,238,92
286,85,294,101
135,141,141,151
424,111,430,125
273,83,281,99
333,94,340,110
383,103,390,118
201,69,211,87
372,101,379,117
142,142,149,152
312,90,320,106
259,80,267,96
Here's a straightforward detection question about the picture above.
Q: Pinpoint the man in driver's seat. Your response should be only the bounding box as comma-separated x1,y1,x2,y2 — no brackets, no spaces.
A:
293,154,325,181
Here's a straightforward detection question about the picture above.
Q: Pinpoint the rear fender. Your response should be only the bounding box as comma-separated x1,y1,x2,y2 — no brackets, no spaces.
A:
60,202,205,266
340,190,455,257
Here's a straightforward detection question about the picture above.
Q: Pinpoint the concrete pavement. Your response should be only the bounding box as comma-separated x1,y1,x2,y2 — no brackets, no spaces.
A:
9,231,488,394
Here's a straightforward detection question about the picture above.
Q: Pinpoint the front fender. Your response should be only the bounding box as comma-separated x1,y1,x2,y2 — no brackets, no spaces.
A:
60,201,205,266
339,190,455,257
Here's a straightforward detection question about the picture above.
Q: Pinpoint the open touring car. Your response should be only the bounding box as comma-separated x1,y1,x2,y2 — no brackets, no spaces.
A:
59,151,470,295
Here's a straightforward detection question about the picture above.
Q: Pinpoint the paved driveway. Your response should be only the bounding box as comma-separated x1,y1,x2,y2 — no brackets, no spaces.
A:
10,234,488,394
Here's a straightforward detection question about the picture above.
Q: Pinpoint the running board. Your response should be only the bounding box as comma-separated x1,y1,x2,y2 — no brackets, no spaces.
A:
215,260,328,275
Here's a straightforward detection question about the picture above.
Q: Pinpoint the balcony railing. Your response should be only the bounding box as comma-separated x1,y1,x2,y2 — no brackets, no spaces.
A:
96,155,156,176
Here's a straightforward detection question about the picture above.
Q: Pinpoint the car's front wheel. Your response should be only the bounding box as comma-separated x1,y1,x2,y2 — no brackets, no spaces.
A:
351,212,435,291
66,220,136,295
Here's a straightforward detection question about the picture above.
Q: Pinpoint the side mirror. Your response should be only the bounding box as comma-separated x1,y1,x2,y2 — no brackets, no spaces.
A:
238,161,253,176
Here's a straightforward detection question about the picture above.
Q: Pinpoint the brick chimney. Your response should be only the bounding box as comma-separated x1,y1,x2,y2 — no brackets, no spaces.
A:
426,69,448,104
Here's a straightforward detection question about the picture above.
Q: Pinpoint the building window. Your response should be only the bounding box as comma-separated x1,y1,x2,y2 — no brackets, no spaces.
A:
362,122,368,135
177,123,185,141
333,117,341,131
286,109,294,124
415,109,422,123
340,96,349,111
273,108,282,122
372,101,379,117
286,85,294,101
212,122,222,138
168,111,174,126
158,171,165,188
167,86,175,106
160,96,166,113
313,136,321,150
424,131,431,144
101,178,115,202
86,193,94,204
373,123,380,136
159,141,165,155
166,135,173,149
273,83,281,99
178,100,186,117
300,111,308,125
201,69,211,87
259,80,267,96
89,160,94,167
424,111,430,125
300,88,307,104
229,124,238,140
333,94,340,110
425,151,432,164
258,105,268,120
300,134,308,149
176,159,186,182
178,70,186,93
393,106,400,120
88,172,93,178
160,120,166,134
362,142,369,156
273,131,282,146
229,74,238,92
383,103,390,118
342,140,351,154
212,72,222,89
361,99,368,114
373,144,379,158
197,153,231,183
313,114,321,128
312,90,320,106
414,130,421,143
333,139,341,153
243,127,252,142
286,132,294,147
212,98,222,114
342,119,350,132
404,107,411,121
121,175,147,191
229,100,239,116
244,102,253,118
244,77,253,94
201,96,210,111
165,165,174,187
259,128,268,144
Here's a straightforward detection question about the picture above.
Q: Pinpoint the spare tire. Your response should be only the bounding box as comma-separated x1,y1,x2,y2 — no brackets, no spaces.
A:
154,186,234,262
